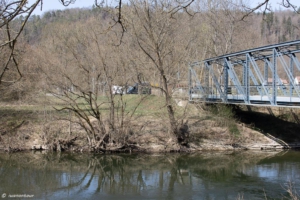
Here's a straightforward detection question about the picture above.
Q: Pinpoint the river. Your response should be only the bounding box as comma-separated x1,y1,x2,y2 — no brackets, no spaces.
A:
0,150,299,200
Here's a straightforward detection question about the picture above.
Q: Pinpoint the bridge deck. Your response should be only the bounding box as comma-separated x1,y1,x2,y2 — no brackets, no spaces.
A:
191,94,300,106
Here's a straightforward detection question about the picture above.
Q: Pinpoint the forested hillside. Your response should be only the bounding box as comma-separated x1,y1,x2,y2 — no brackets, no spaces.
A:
3,6,300,102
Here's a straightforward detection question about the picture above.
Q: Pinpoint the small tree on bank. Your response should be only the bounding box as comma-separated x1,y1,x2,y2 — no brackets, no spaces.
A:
125,0,193,143
34,19,145,151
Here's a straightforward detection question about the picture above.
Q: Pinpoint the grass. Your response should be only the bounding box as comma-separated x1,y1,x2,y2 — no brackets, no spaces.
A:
0,94,183,127
52,94,194,117
203,104,241,136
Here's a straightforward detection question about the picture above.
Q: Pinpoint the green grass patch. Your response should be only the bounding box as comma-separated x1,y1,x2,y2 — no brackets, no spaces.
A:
0,94,173,125
228,123,240,136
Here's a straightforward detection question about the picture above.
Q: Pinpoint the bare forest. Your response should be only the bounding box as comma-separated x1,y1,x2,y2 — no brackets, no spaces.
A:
1,0,300,152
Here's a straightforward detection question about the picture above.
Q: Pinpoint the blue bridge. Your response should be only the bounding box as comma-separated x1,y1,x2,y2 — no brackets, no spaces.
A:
188,40,300,107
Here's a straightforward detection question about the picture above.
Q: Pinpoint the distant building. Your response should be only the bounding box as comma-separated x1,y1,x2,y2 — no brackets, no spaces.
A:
266,78,288,85
294,76,300,85
280,79,289,85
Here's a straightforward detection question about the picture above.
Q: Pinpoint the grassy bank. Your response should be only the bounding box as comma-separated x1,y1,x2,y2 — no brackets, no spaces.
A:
0,95,300,152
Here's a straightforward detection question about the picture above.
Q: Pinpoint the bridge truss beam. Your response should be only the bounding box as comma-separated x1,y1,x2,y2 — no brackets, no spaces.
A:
189,40,300,107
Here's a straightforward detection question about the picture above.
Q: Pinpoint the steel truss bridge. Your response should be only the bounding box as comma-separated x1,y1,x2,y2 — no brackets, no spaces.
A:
188,40,300,107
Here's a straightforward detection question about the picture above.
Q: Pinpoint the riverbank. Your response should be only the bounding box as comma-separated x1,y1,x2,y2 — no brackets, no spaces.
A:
0,111,290,153
1,96,300,153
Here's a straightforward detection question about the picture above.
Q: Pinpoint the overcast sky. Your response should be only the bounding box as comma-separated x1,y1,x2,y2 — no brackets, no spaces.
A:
31,0,95,15
29,0,300,16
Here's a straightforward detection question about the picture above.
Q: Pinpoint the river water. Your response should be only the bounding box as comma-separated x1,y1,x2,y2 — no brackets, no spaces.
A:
0,150,300,200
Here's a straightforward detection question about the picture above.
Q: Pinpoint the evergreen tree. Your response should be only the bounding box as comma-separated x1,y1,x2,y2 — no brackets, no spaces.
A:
286,16,293,39
265,12,274,35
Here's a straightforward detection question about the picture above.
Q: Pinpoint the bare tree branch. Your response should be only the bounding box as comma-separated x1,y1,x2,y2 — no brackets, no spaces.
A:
168,0,195,17
241,0,271,21
0,0,41,84
59,0,76,6
280,0,299,13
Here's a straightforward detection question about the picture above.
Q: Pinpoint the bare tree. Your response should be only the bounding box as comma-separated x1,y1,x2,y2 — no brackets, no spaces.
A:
33,19,144,151
0,0,40,84
196,0,261,58
124,0,194,144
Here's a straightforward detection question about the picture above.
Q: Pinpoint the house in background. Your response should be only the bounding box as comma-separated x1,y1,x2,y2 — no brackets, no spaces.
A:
280,78,289,86
266,78,289,86
294,76,300,85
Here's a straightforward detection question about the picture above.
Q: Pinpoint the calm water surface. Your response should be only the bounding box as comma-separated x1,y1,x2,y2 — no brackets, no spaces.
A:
0,150,300,200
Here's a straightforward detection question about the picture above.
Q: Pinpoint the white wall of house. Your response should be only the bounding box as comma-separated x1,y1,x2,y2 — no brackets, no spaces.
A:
294,77,300,85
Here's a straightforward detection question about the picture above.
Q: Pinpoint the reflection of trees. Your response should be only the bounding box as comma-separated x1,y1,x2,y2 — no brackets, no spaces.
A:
0,151,298,199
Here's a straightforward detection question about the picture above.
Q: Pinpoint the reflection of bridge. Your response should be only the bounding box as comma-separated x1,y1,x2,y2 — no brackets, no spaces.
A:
188,40,300,107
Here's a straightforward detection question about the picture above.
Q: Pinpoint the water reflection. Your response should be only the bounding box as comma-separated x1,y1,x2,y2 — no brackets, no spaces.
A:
0,151,299,199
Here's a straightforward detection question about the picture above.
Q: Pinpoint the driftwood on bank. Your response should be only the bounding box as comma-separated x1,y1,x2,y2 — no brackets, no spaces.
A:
91,143,144,153
31,136,78,151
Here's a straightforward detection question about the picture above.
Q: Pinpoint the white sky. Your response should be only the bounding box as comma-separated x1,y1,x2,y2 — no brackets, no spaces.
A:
31,0,96,15
251,0,300,10
29,0,300,16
